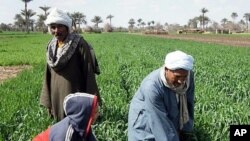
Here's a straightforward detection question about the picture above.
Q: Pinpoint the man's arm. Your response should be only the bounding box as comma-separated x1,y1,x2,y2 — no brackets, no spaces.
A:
78,38,101,105
143,82,179,141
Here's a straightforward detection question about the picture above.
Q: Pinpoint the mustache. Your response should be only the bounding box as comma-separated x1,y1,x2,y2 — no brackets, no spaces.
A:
54,33,63,36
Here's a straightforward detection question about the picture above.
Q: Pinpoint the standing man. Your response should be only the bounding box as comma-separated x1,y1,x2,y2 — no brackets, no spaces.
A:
128,50,197,141
40,8,101,121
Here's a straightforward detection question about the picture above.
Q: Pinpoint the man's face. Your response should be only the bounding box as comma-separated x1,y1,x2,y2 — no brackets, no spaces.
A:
165,67,188,88
49,23,68,41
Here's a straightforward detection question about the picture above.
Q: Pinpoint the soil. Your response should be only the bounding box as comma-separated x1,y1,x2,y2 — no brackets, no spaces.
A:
0,65,32,84
144,34,250,47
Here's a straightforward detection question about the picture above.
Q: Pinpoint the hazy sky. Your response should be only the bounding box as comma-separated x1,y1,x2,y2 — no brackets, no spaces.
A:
0,0,249,27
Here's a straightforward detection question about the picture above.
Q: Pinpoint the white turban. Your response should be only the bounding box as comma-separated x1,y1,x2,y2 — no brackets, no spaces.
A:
164,50,194,71
45,8,72,32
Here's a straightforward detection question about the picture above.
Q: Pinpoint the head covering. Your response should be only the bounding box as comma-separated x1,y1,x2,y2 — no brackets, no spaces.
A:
45,8,72,32
49,92,98,141
164,50,194,71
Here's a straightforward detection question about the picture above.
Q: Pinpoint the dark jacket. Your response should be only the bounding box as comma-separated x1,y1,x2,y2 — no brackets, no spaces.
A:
33,92,98,141
40,34,101,121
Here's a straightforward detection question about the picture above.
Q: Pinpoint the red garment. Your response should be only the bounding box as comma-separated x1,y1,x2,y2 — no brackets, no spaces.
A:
85,95,98,137
32,128,50,141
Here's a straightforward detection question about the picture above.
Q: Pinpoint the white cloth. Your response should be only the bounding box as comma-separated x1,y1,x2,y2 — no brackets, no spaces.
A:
160,66,190,129
165,50,194,71
45,8,72,32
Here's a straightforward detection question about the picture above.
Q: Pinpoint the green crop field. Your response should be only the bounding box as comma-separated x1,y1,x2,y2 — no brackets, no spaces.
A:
0,32,249,141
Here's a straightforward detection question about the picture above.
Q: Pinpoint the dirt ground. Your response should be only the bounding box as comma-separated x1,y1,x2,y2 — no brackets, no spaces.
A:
0,65,32,84
145,33,250,47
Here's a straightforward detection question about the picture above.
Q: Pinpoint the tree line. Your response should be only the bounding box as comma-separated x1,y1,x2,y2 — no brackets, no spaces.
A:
0,0,115,33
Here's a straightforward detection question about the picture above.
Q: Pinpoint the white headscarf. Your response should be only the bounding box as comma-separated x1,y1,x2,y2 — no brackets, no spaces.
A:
45,8,72,33
165,50,194,71
162,50,194,129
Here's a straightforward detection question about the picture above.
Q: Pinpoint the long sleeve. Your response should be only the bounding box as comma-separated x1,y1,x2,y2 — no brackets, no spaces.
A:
78,38,101,105
143,82,179,141
40,64,52,108
88,43,100,75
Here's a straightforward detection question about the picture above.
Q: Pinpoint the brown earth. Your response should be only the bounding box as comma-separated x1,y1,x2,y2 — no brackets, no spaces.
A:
144,34,250,47
0,65,32,84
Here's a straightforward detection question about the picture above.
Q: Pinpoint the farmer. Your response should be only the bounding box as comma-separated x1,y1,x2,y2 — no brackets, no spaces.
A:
33,93,99,141
40,8,101,121
128,50,197,141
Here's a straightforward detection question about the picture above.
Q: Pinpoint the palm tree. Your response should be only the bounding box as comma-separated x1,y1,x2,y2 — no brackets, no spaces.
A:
151,21,155,26
243,13,250,32
151,20,155,29
70,12,87,30
14,14,25,31
106,14,114,26
210,21,220,30
188,17,198,28
128,18,135,29
231,12,238,24
137,18,142,28
146,21,152,30
239,19,246,31
29,19,35,31
203,16,210,29
164,22,168,29
197,16,203,29
221,18,228,28
128,18,135,30
201,7,208,30
91,16,103,28
21,9,36,31
39,6,50,33
21,9,36,20
21,0,33,33
141,22,146,29
37,14,46,31
39,6,50,18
